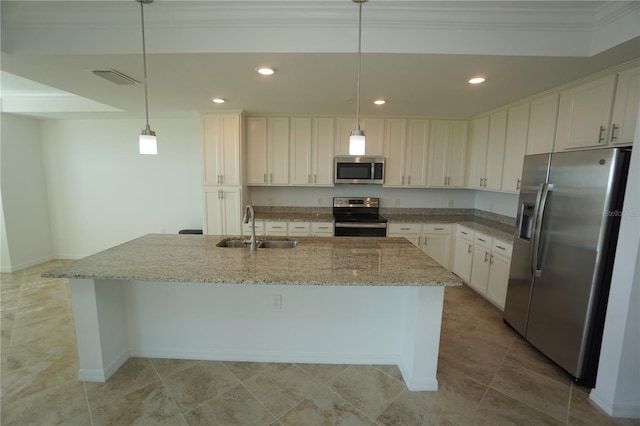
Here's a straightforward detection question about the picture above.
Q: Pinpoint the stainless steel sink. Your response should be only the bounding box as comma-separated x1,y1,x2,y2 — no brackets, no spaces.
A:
216,238,298,249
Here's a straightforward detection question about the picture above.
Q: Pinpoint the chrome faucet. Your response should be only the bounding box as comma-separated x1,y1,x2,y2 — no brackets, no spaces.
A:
243,205,257,251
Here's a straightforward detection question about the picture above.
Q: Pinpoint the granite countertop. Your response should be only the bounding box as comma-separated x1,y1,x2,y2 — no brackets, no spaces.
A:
43,234,462,287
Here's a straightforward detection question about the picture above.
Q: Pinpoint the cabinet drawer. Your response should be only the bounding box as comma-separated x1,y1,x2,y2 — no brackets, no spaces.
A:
242,221,264,235
288,222,311,232
265,221,288,233
492,240,513,258
388,223,422,234
474,233,492,248
423,224,451,234
456,225,474,240
311,222,333,233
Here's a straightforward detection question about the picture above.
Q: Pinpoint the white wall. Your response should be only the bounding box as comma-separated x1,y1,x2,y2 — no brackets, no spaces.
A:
40,118,202,258
474,191,520,218
1,113,54,272
249,186,478,210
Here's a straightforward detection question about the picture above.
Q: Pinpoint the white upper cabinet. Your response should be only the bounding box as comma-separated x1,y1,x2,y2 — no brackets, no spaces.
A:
289,117,313,185
555,74,616,151
311,117,335,186
484,110,507,191
384,119,429,187
526,93,559,155
202,114,242,186
246,116,289,185
467,116,489,189
610,66,640,146
334,117,384,156
501,103,530,193
427,120,467,187
383,119,407,187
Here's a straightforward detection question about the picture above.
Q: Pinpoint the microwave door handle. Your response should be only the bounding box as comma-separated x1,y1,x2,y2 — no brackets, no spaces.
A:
531,183,552,277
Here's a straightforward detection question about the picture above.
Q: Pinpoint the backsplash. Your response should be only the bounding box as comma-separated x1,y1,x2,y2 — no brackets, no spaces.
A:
253,206,516,227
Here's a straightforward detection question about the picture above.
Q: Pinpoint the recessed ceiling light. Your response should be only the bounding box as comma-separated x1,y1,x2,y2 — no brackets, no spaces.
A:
257,67,275,76
373,99,386,105
211,98,225,104
468,77,486,84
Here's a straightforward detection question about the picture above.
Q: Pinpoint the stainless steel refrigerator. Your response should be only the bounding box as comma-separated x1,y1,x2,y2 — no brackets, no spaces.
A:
503,147,630,387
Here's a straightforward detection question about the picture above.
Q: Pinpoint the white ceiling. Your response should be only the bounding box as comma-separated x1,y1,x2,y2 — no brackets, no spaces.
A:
1,1,639,120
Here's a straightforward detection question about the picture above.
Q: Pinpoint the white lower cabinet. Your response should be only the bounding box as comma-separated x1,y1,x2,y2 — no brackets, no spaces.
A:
452,226,474,282
453,226,513,310
242,221,265,237
203,187,243,235
265,221,288,236
288,222,311,236
388,223,452,269
311,222,334,237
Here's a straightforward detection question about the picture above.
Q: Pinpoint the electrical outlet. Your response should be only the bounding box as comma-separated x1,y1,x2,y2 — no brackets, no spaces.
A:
272,294,282,310
395,198,400,207
161,228,166,234
269,198,274,206
318,198,323,206
489,203,494,212
448,200,454,208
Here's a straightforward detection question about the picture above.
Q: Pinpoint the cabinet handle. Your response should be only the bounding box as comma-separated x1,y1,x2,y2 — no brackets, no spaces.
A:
434,227,444,231
400,227,411,230
516,178,521,190
270,173,273,183
611,124,619,142
461,231,468,235
478,238,486,242
308,174,311,183
484,251,489,262
490,254,495,265
479,177,483,187
484,178,488,188
496,245,506,250
407,176,411,185
263,173,267,183
598,125,606,143
314,175,317,183
467,244,472,254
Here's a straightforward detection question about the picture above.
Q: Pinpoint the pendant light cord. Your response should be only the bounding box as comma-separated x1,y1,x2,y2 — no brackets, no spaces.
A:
355,1,362,132
140,1,150,130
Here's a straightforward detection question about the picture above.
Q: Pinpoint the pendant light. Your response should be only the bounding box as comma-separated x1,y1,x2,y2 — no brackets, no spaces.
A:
137,0,157,155
349,0,368,156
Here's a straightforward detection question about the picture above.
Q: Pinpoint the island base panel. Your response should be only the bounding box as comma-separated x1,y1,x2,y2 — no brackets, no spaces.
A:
70,279,444,390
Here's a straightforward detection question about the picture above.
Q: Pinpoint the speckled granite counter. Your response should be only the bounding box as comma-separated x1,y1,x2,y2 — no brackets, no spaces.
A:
44,234,461,287
47,234,457,390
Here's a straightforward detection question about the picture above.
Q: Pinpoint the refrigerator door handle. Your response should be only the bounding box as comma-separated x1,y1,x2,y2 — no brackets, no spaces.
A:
531,183,553,277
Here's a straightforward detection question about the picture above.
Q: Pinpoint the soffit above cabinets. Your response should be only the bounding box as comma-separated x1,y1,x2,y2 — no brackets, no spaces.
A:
1,1,638,119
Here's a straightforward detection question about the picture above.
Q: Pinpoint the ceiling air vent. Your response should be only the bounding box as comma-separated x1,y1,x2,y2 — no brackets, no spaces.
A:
90,69,139,85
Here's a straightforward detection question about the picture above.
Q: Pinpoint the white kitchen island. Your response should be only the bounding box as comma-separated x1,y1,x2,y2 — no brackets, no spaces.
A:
44,234,461,391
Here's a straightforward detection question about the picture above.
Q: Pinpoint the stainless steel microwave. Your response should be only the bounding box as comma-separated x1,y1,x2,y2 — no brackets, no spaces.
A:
334,156,385,184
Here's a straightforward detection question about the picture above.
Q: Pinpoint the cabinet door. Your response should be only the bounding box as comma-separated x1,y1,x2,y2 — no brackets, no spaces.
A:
485,110,507,190
467,116,489,189
406,119,429,187
267,117,290,185
312,118,335,185
487,253,511,310
289,117,313,185
427,120,448,186
423,233,450,269
383,119,407,186
362,118,385,156
202,114,241,186
469,246,491,295
334,117,356,155
287,222,311,236
446,120,468,187
527,93,559,155
265,221,287,236
203,187,242,235
502,103,530,193
453,236,474,282
610,66,640,145
246,117,268,185
555,74,616,150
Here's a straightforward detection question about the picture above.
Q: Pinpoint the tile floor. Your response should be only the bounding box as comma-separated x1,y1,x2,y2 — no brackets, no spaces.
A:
1,260,639,425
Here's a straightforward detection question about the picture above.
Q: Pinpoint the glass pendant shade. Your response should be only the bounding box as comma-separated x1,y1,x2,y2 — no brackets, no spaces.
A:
349,130,366,156
139,128,157,155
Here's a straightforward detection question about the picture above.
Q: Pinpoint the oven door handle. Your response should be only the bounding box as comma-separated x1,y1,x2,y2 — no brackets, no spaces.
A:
335,222,388,229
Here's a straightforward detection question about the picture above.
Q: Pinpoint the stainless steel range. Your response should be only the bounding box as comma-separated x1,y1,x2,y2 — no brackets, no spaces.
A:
333,197,388,237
